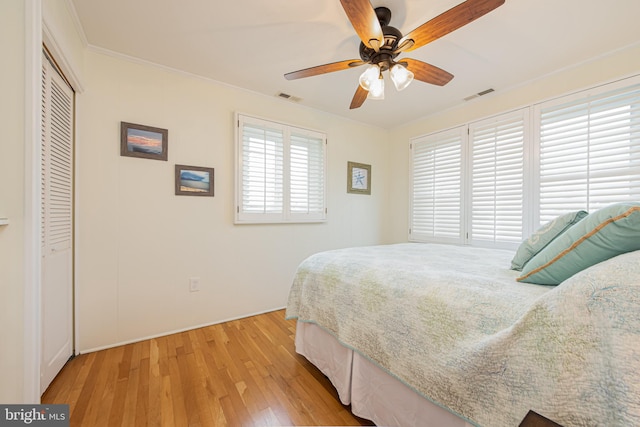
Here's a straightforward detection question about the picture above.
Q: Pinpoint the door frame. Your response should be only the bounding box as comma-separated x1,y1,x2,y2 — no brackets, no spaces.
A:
24,0,43,403
24,0,84,402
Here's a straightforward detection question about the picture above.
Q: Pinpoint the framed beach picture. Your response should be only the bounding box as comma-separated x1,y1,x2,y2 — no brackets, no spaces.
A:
347,161,371,195
120,122,168,161
175,164,214,197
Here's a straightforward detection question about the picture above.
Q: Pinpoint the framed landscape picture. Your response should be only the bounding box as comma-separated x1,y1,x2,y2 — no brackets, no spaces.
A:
175,164,214,197
347,161,371,195
120,122,168,161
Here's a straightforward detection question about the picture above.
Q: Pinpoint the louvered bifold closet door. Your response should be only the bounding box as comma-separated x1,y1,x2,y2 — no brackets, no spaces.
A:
41,52,74,394
42,63,74,253
410,126,465,244
238,116,285,222
536,81,640,223
289,128,326,221
468,109,527,247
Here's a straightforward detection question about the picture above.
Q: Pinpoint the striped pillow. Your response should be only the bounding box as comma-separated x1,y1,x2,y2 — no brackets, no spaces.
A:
510,210,587,271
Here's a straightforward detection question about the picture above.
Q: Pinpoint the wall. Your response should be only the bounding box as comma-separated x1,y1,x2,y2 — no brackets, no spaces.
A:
42,0,86,87
76,50,391,351
0,0,27,403
386,43,640,243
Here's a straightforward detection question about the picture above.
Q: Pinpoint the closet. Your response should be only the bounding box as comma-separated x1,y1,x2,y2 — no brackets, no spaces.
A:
40,51,74,394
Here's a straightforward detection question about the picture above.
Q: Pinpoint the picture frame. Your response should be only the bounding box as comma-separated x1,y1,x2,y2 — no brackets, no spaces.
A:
175,164,214,197
120,121,168,161
347,161,371,195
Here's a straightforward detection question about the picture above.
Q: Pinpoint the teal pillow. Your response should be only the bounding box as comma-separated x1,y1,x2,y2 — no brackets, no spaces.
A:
510,210,588,271
518,202,640,285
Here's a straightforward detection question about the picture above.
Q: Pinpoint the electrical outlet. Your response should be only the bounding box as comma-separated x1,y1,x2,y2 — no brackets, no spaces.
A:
189,277,200,292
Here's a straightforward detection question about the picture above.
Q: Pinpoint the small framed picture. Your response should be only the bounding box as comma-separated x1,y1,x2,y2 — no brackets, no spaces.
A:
347,161,371,195
175,164,214,197
120,122,168,161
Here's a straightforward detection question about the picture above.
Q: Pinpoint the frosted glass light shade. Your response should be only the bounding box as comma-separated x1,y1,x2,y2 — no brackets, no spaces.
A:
367,76,385,100
390,63,414,91
359,64,380,91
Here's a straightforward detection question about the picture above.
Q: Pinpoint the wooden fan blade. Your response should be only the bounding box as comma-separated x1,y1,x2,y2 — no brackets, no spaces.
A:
284,59,364,80
350,85,368,109
402,58,454,86
340,0,383,49
399,0,505,52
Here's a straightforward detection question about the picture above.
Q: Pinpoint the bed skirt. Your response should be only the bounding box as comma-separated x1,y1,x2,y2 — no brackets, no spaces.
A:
295,321,474,427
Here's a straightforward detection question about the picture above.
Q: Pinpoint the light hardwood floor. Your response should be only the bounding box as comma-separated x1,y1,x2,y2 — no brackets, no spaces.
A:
42,309,374,427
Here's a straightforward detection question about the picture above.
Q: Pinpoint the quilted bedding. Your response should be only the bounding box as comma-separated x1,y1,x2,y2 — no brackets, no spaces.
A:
285,243,640,426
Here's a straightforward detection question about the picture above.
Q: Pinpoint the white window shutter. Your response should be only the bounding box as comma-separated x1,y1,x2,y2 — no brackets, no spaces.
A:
236,114,326,223
410,76,640,248
469,109,527,247
536,81,640,223
238,117,285,221
289,129,326,221
410,127,465,244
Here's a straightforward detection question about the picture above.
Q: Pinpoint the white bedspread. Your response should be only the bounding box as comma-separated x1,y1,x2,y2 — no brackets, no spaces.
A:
285,243,640,426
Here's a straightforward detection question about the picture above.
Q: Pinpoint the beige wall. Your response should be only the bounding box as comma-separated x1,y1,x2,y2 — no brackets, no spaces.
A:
386,43,640,243
76,51,391,351
0,0,27,403
42,0,86,87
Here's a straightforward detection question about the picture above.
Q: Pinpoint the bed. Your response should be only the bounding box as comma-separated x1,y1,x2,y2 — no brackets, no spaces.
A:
285,242,640,426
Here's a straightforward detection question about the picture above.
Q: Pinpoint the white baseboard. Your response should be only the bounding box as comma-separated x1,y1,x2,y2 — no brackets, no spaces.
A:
79,306,287,354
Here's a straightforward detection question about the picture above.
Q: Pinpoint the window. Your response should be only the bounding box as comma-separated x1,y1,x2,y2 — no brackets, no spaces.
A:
410,75,640,248
534,81,640,224
468,110,528,247
410,127,465,244
410,111,528,248
236,114,326,223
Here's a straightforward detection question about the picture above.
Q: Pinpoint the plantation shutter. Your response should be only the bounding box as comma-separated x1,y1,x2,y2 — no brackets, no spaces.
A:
238,116,285,221
289,129,326,220
410,127,465,243
236,114,326,223
536,82,640,223
469,110,527,246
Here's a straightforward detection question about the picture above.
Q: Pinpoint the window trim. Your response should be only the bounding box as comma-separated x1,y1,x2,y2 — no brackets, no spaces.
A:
409,74,640,248
235,113,327,224
410,109,531,250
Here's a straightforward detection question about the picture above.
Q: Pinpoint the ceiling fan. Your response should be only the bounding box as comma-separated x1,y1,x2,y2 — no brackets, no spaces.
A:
284,0,505,109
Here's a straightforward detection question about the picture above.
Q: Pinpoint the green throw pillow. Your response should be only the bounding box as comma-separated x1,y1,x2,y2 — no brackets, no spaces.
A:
510,210,588,271
518,202,640,285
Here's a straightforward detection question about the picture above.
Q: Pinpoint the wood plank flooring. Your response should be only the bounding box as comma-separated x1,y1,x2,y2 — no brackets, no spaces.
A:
42,310,374,427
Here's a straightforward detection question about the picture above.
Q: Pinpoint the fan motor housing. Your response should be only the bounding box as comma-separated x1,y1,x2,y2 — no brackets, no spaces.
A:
359,7,402,67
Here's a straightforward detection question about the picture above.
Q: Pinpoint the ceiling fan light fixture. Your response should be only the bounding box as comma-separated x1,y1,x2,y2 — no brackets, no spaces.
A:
367,75,385,100
390,63,414,91
359,64,380,91
284,0,506,110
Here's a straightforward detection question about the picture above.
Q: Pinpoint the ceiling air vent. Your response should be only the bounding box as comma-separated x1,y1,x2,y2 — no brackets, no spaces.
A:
464,88,495,101
276,92,302,103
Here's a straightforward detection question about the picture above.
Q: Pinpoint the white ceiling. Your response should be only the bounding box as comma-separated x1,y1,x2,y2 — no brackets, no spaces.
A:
70,0,640,129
